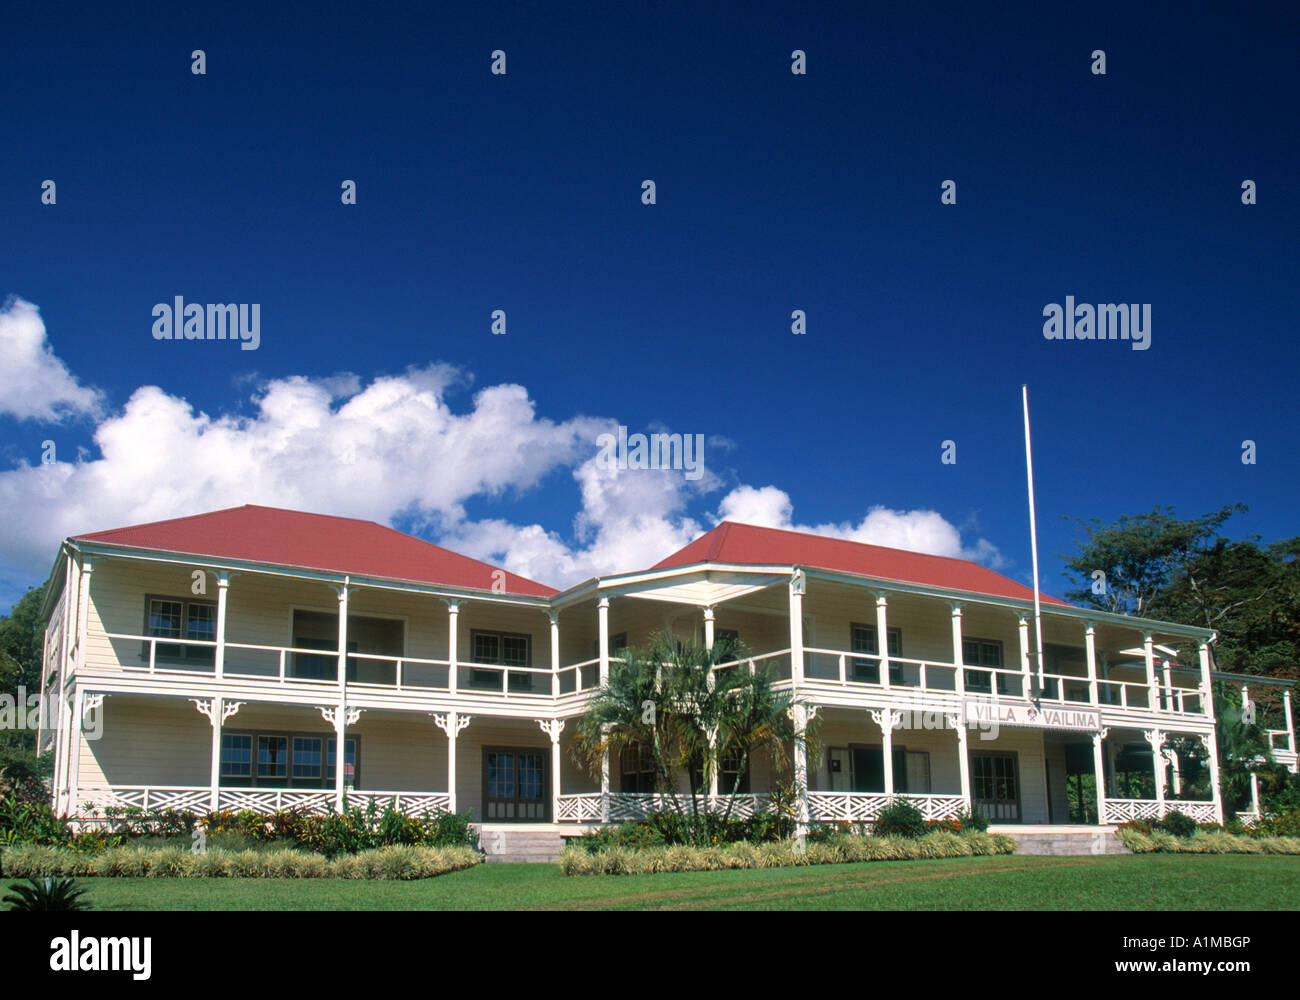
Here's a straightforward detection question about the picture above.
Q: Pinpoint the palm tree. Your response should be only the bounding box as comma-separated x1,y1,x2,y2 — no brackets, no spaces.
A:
570,632,816,826
1213,683,1284,815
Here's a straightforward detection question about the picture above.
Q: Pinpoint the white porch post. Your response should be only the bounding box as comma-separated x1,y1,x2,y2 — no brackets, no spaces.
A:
75,559,93,673
540,720,565,822
1084,623,1099,706
1143,633,1158,708
1198,640,1215,722
1146,729,1165,814
1162,660,1174,712
703,606,718,797
876,594,890,689
792,704,810,835
703,606,715,650
214,574,229,679
209,696,223,811
334,584,349,810
1284,689,1295,754
1203,730,1224,824
598,597,610,821
446,600,459,695
950,604,965,698
876,709,895,797
789,572,805,685
1165,749,1182,795
1250,772,1261,817
68,686,84,816
1017,614,1032,697
955,716,971,807
549,611,560,697
1092,730,1107,825
433,712,469,814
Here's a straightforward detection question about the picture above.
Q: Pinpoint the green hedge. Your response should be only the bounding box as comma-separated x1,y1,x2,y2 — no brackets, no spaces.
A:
1116,828,1300,855
0,843,481,880
561,831,1017,875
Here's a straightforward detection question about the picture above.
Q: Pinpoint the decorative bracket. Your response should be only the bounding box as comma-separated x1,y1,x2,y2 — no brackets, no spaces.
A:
869,708,902,731
319,705,363,727
943,712,962,730
432,712,472,737
192,698,244,726
82,692,105,721
537,719,566,743
790,569,806,596
1143,728,1162,748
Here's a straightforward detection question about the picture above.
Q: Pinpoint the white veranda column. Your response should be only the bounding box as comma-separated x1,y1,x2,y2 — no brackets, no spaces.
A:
875,709,895,798
214,574,229,679
1146,729,1165,814
792,703,810,835
1143,633,1158,709
954,714,971,808
539,720,565,823
703,606,715,650
1092,730,1108,824
434,712,469,814
876,594,890,688
334,585,349,810
548,611,560,697
950,604,965,698
597,597,610,820
789,571,805,684
1202,729,1224,824
1084,622,1099,707
1018,614,1032,698
446,600,460,695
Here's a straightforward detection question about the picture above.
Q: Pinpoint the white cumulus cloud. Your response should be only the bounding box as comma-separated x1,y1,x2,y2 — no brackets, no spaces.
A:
0,298,102,421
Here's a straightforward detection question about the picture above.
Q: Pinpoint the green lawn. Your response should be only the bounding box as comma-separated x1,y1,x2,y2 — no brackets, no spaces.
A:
60,854,1300,910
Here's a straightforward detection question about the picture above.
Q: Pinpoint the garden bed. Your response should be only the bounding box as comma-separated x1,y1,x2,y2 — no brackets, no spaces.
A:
0,843,481,880
561,831,1017,875
1115,828,1300,855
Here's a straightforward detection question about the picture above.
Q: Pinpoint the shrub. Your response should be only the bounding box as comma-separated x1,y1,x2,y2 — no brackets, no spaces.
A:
560,829,1016,875
4,876,90,911
1153,810,1197,838
0,842,481,879
955,807,990,832
1115,826,1300,855
874,800,927,839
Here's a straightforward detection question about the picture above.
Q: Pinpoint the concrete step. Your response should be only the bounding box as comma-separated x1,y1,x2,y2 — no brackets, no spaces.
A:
478,829,566,863
997,828,1131,856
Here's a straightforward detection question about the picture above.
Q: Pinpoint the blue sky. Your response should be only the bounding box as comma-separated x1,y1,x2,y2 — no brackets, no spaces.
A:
1,1,1297,612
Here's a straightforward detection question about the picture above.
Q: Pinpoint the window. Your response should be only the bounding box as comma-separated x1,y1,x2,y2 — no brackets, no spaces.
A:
963,638,1007,693
620,743,657,793
693,746,750,794
218,731,358,788
220,734,252,779
470,630,533,691
850,624,903,683
257,736,288,781
904,750,931,793
293,737,323,780
144,595,216,666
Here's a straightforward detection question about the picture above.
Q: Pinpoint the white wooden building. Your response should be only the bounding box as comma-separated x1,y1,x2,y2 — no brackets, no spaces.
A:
37,506,1297,833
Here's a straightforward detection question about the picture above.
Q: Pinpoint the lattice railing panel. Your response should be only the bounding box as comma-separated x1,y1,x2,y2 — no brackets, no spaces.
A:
1102,799,1217,824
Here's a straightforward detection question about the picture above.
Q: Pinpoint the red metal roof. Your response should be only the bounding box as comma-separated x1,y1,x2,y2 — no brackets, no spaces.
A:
74,505,557,597
651,521,1069,606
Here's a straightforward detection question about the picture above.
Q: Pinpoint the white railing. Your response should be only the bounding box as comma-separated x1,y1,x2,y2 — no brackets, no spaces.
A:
76,785,451,817
1101,799,1218,825
807,791,968,823
555,792,772,823
712,649,792,680
78,785,212,815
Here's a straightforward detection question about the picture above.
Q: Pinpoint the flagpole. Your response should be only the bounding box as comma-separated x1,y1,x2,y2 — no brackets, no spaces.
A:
1022,385,1046,699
